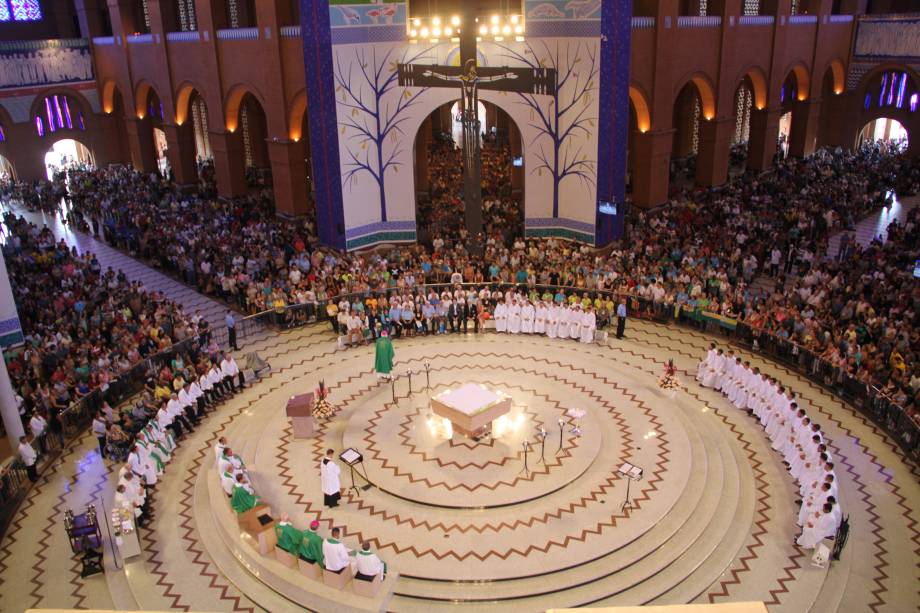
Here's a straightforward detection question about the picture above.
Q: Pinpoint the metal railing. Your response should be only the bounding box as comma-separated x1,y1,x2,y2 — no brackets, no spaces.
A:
166,31,201,42
215,27,259,41
789,15,818,25
126,33,154,44
91,36,115,45
279,25,301,38
677,16,722,28
739,15,774,26
631,17,655,29
829,15,854,24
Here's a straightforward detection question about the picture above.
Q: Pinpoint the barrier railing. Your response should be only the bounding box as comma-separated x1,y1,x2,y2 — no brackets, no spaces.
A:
631,17,655,29
677,16,722,28
215,27,259,41
739,15,774,26
166,31,201,42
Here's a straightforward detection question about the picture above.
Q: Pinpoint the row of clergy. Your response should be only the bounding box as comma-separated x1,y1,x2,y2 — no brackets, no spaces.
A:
494,295,597,342
215,438,385,579
114,419,178,521
697,345,843,550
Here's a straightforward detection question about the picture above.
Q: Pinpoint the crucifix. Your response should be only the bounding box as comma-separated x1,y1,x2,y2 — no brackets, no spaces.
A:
398,10,556,245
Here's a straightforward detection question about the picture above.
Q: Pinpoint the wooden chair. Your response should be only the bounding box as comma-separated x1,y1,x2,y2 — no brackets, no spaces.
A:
274,547,297,568
297,557,323,580
322,566,352,589
352,573,383,597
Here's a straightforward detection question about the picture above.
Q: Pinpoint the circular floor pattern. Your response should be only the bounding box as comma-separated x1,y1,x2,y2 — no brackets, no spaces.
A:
226,338,702,582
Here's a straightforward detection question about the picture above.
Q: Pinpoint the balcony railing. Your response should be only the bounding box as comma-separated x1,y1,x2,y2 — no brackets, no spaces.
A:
280,25,301,38
166,30,201,42
677,15,722,28
739,15,774,26
789,15,818,25
631,16,655,29
127,33,154,44
91,36,115,45
829,14,854,23
215,27,259,40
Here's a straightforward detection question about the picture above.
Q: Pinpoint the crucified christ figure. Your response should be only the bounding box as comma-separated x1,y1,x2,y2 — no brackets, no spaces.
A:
423,59,518,169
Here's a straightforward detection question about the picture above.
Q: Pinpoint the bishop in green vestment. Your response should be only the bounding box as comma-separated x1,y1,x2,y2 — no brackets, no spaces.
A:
274,514,304,553
374,330,395,378
299,519,325,566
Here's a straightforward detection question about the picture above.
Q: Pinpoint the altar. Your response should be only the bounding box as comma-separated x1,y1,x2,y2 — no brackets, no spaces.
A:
430,383,512,438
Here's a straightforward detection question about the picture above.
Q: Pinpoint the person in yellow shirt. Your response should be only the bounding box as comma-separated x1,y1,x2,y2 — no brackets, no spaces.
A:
154,382,172,401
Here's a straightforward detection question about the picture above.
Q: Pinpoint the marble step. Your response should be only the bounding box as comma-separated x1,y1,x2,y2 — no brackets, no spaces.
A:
388,393,728,609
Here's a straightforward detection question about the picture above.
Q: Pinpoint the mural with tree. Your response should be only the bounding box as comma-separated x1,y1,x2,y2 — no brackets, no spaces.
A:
333,45,434,222
495,40,599,218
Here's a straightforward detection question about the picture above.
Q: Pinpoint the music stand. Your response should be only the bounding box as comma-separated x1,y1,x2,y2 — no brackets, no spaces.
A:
340,448,372,497
618,463,643,512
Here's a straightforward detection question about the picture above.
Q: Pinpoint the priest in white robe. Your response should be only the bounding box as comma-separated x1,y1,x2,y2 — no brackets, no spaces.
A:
321,448,342,507
546,303,559,339
521,301,535,334
796,503,837,549
494,301,508,333
508,300,522,334
323,527,353,573
534,301,547,335
128,443,158,486
568,305,582,339
579,306,596,343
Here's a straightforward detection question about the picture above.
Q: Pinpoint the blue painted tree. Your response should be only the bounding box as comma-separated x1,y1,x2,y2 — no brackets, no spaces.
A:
334,46,432,222
496,40,599,218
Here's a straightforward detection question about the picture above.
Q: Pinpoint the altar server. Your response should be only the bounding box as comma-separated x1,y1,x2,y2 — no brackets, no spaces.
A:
508,299,522,334
521,300,535,334
697,344,717,382
321,448,342,508
128,442,158,486
796,502,837,549
546,302,559,339
569,304,583,339
534,300,547,335
354,542,386,580
494,300,507,333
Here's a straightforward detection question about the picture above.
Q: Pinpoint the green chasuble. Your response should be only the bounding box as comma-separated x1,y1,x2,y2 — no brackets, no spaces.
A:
374,336,394,375
274,523,303,553
299,529,324,565
230,485,260,513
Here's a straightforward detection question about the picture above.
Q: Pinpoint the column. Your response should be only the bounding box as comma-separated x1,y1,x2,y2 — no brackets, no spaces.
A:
415,117,430,193
631,129,673,209
747,107,781,171
0,254,25,452
788,99,821,158
695,117,734,187
125,117,157,173
268,140,310,217
163,123,199,187
209,131,247,197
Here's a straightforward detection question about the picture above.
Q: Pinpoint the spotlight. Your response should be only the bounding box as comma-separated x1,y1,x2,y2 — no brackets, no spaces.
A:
502,25,511,35
444,27,453,36
410,28,417,37
491,25,499,35
514,25,523,34
451,15,460,26
432,16,441,26
491,14,499,24
432,27,441,37
511,15,520,24
413,18,421,27
420,27,429,37
479,25,488,35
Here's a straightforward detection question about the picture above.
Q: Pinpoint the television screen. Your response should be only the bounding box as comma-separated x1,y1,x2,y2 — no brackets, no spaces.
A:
512,157,523,167
598,200,617,216
914,259,920,279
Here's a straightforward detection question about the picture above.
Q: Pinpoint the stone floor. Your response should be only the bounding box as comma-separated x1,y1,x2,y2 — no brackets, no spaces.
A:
0,202,916,612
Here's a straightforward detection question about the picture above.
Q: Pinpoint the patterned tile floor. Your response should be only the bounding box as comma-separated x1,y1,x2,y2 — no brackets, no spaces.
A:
0,202,916,612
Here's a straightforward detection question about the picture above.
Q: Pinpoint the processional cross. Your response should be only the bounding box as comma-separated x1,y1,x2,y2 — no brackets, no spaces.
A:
398,12,556,244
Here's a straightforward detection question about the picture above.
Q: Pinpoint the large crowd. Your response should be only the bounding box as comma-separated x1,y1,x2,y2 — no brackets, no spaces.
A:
3,143,919,451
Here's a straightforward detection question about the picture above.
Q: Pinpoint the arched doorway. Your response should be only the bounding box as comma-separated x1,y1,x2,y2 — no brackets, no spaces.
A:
857,118,909,152
236,92,271,188
413,99,524,246
44,138,94,180
0,154,15,182
731,78,754,172
777,112,792,160
671,82,704,185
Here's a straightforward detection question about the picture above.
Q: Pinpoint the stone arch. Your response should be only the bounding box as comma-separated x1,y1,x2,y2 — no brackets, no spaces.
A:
28,87,93,122
673,72,717,120
134,80,157,119
288,89,307,142
629,85,651,133
738,65,768,110
782,62,811,102
223,83,267,133
825,58,845,95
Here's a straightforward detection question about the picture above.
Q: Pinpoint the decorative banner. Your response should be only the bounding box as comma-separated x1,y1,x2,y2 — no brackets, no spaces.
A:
0,38,94,91
853,16,920,60
0,254,23,348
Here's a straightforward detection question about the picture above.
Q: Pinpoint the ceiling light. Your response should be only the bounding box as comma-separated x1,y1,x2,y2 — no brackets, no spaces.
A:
511,15,520,24
479,25,488,35
514,25,523,34
432,16,441,26
410,28,417,37
491,14,499,24
432,27,441,36
451,15,460,26
491,25,499,35
413,18,421,27
502,25,511,35
444,27,453,36
420,27,429,37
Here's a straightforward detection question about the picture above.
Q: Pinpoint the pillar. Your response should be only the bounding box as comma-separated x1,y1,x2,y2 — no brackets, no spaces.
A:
0,254,25,452
415,117,430,193
509,125,523,192
788,99,821,158
747,107,781,170
696,117,734,187
125,117,157,173
632,130,673,208
163,123,199,186
210,131,247,197
74,0,105,38
268,140,310,216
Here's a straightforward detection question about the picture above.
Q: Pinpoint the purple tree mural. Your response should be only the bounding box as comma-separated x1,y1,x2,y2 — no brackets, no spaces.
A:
496,40,599,218
334,45,432,222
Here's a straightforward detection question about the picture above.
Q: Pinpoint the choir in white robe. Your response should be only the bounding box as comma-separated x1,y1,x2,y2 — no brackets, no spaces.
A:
568,308,582,339
546,305,559,339
796,509,837,549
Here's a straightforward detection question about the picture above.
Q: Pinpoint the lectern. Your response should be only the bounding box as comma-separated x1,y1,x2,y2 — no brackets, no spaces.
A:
286,392,316,438
237,504,277,555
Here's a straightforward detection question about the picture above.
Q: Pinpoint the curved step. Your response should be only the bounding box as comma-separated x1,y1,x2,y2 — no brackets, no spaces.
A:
388,389,727,610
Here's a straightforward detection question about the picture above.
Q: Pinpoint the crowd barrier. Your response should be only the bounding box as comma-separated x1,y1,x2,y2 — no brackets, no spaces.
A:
2,280,916,539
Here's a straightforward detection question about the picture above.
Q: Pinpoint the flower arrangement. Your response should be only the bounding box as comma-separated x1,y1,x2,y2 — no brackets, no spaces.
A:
658,359,681,392
312,380,335,419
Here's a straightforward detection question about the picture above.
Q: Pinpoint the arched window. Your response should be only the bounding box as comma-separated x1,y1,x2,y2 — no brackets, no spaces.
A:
865,71,918,112
734,84,753,144
0,124,6,142
177,0,197,31
34,94,86,136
